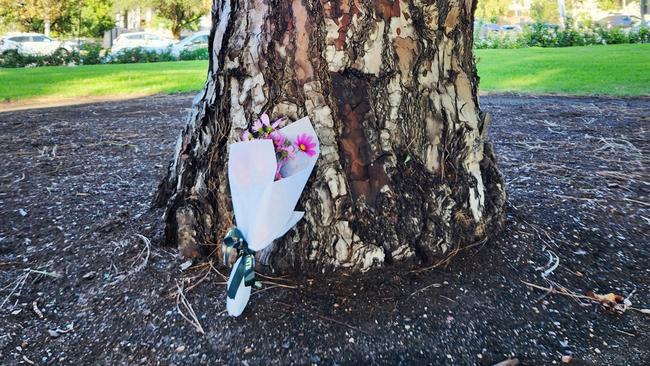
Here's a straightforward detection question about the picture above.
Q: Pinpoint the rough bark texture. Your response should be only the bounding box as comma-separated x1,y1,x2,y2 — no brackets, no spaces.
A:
153,0,507,273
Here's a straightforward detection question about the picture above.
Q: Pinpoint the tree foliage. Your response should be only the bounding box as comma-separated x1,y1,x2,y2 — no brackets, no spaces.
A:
0,0,69,34
596,0,624,11
475,0,512,23
531,0,560,23
80,0,115,37
152,0,208,39
0,0,114,37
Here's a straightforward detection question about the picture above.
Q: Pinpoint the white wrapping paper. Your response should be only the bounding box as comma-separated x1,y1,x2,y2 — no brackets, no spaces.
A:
225,116,320,316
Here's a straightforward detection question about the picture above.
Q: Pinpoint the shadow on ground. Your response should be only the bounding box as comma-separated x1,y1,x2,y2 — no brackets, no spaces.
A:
0,94,648,365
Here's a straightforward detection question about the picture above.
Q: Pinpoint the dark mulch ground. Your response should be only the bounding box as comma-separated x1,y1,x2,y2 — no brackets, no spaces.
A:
1,94,648,365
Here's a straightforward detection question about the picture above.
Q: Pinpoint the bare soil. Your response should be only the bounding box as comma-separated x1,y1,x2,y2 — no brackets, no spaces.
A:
1,94,648,365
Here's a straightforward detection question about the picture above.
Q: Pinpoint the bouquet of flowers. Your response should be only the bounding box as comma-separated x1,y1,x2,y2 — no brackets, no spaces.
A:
223,114,320,316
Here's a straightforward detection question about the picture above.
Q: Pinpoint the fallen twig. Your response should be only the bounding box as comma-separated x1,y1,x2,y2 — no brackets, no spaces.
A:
622,197,650,207
407,283,442,300
552,193,605,203
32,300,44,319
536,250,559,278
412,237,488,273
1,272,29,309
258,280,297,289
27,269,62,279
208,260,228,281
615,329,636,337
175,280,205,334
522,280,650,316
1,268,61,309
185,260,228,292
132,234,151,272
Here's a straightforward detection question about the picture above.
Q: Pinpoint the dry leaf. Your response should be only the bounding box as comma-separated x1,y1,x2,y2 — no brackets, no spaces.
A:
586,291,627,313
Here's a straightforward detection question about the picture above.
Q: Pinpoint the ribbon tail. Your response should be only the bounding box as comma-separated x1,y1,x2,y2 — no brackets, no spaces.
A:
243,254,255,287
226,254,255,300
222,243,229,266
227,259,245,299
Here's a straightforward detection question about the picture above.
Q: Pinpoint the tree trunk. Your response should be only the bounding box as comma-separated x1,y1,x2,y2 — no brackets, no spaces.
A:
172,23,182,40
154,0,507,273
44,17,51,37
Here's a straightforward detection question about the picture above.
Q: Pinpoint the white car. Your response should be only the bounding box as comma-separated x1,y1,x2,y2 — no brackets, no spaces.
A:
0,33,70,56
170,31,209,57
111,32,176,53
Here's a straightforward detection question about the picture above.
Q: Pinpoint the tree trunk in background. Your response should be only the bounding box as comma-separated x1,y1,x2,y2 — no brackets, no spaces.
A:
154,0,506,273
171,24,182,40
44,17,51,37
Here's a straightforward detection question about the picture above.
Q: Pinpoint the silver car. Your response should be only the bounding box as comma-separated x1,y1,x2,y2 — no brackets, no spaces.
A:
110,32,176,53
170,31,209,57
0,33,71,56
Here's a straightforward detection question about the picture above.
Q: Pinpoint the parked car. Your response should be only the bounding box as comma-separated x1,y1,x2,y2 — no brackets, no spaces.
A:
500,24,522,34
0,33,70,56
111,32,175,53
61,38,96,52
170,31,209,57
597,14,635,29
474,21,501,39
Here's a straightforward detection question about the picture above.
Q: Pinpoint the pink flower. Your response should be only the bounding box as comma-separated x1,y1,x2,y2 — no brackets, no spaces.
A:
295,133,317,158
271,117,285,129
252,114,270,132
270,131,285,147
242,130,251,141
260,114,270,127
282,144,296,160
275,161,283,180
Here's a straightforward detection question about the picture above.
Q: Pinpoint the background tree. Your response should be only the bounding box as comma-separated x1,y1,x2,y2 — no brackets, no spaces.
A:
0,0,109,37
113,0,148,29
80,0,116,37
476,0,512,23
155,0,507,273
531,0,560,23
0,0,71,36
597,0,624,11
152,0,209,39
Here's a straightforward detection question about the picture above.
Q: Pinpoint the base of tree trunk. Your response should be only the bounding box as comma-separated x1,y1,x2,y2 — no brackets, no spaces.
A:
153,0,507,274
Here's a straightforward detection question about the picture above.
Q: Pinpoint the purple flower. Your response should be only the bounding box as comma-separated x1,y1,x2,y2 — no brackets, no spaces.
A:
252,113,270,132
283,144,296,159
271,117,285,129
260,114,270,127
295,133,317,158
270,131,285,147
242,130,251,141
275,161,283,180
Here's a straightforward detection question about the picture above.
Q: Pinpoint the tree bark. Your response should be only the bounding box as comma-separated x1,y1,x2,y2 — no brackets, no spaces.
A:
154,0,507,273
44,17,51,37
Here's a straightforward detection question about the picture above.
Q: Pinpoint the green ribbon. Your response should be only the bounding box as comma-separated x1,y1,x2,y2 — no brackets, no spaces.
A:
223,227,256,300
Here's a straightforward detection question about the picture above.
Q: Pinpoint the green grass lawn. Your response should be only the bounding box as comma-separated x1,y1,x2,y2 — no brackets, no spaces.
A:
0,44,648,105
0,60,209,103
475,44,650,96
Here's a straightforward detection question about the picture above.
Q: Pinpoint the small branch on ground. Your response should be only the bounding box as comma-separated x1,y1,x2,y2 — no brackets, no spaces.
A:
175,280,205,334
412,237,488,273
522,280,650,316
132,234,151,272
407,283,442,300
1,268,62,310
